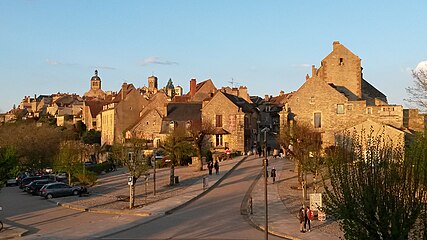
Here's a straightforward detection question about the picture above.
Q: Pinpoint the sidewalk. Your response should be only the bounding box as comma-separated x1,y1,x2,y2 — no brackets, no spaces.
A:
0,223,28,239
247,157,344,240
51,155,247,217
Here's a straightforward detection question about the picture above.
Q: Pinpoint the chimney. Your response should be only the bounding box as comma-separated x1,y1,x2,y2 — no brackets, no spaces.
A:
265,95,270,102
190,79,197,97
121,82,127,101
305,74,309,80
311,65,317,77
279,90,285,96
333,41,340,50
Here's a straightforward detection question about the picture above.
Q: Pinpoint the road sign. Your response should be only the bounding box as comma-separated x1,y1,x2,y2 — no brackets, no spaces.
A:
128,176,134,186
310,193,322,211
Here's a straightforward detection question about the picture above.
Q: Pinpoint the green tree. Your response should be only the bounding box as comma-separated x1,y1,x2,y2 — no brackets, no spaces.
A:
82,130,101,145
323,128,427,239
280,121,322,186
0,122,73,171
54,141,84,185
0,146,18,186
162,129,194,166
112,138,150,209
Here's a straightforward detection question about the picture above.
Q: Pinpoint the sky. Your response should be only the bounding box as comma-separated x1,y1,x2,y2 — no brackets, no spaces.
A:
1,0,426,113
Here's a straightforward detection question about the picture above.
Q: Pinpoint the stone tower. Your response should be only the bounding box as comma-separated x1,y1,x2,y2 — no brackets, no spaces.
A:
91,70,101,91
148,75,158,92
319,41,362,99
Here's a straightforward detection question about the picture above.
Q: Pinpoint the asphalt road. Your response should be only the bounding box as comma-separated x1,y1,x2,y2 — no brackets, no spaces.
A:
102,156,284,240
0,186,139,239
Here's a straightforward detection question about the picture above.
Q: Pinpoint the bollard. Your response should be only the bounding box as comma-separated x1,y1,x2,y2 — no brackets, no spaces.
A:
202,177,209,190
249,197,253,215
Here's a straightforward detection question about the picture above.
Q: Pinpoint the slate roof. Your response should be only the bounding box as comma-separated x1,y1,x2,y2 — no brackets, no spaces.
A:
85,100,108,117
361,79,388,105
222,92,256,113
163,103,202,121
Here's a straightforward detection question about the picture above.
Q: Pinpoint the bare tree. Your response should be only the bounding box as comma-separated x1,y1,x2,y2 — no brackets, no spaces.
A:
188,120,214,171
406,69,427,112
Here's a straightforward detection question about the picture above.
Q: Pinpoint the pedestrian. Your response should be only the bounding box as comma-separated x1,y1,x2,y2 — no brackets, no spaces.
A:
214,160,219,175
298,207,305,233
207,162,213,175
257,145,262,157
305,206,313,232
270,167,276,184
267,146,271,156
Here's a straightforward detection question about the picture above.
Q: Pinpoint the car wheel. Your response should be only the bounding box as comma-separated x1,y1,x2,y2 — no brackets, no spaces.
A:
46,194,53,199
73,190,79,196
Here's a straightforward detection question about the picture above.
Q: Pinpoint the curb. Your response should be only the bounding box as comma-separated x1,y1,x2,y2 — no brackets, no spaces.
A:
0,224,29,239
87,208,150,216
242,158,301,240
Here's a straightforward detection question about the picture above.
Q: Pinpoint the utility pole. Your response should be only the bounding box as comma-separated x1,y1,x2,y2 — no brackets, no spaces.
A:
261,127,270,240
153,155,157,196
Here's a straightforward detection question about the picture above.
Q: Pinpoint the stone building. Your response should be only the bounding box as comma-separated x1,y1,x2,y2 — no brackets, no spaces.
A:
173,79,217,103
125,91,170,145
279,41,425,147
202,91,258,153
101,83,149,145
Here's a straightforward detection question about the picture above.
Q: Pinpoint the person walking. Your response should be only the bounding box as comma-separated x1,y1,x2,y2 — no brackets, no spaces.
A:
305,206,313,232
207,162,213,175
257,145,262,157
214,160,219,175
270,167,277,184
298,207,305,233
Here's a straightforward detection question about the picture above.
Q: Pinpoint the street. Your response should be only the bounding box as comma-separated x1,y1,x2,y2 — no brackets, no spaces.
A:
101,156,283,240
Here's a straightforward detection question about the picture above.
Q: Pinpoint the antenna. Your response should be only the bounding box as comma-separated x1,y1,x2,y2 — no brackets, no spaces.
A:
228,78,241,88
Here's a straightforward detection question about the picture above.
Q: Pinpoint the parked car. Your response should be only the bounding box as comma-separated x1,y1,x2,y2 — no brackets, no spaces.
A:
40,182,81,199
20,175,55,189
16,172,30,186
5,178,17,187
25,179,56,195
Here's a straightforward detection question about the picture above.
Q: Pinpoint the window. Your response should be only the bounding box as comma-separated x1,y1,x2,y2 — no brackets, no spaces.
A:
367,107,372,114
347,104,353,111
337,104,345,114
215,134,223,146
314,112,321,128
339,58,344,65
310,96,315,104
216,115,223,127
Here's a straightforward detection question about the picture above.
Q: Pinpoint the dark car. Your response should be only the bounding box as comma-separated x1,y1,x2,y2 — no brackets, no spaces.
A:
25,179,56,195
40,182,81,199
20,175,55,189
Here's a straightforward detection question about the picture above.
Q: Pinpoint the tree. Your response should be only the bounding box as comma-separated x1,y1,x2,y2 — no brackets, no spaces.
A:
162,128,194,166
0,122,73,171
54,140,84,185
280,120,322,186
82,130,101,145
112,138,150,209
187,121,214,171
406,69,427,112
0,146,18,186
323,128,427,239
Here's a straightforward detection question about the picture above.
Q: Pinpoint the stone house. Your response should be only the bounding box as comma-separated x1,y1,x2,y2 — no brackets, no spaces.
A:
202,91,259,153
125,91,170,146
173,79,217,103
279,41,425,147
101,83,149,145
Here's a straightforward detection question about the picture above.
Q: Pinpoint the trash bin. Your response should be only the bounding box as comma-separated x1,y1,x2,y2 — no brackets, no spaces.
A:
174,176,179,184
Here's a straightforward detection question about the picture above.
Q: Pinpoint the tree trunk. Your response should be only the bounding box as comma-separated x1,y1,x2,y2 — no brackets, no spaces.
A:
68,172,71,186
196,147,203,171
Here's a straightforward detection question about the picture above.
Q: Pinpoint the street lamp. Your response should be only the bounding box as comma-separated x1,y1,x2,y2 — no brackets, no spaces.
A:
260,126,270,240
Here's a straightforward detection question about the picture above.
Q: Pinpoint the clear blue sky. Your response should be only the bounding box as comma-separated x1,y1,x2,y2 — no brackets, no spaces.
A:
1,0,425,112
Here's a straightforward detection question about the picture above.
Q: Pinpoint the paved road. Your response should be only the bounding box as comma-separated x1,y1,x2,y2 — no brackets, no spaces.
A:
0,186,139,239
102,156,284,240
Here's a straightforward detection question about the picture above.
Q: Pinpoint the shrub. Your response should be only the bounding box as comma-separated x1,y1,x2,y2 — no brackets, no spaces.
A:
75,170,97,186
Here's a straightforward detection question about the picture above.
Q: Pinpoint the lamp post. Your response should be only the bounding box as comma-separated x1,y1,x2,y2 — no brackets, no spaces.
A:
261,126,270,240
